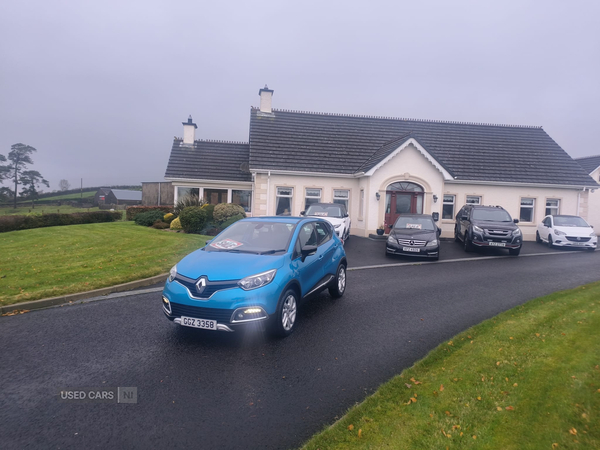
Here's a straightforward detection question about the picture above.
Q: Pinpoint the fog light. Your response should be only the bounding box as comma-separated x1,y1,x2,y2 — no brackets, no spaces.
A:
231,306,268,323
162,296,172,314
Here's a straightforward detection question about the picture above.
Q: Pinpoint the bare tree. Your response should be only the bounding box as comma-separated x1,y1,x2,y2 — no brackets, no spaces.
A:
59,179,71,191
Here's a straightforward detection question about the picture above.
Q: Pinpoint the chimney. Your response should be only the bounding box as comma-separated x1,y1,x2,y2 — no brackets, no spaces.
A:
182,115,197,144
258,85,274,113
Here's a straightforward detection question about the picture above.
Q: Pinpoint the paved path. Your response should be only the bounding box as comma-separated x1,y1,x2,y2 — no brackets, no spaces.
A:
1,241,598,449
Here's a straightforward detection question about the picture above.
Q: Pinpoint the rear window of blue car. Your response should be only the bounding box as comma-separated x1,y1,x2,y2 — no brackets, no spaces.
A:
207,221,297,254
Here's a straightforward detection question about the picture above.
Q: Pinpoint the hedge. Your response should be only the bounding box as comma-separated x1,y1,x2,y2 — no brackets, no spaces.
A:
179,206,208,234
126,206,173,221
213,203,246,223
0,211,123,233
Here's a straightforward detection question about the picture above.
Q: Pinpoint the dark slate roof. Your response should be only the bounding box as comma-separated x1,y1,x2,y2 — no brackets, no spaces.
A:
575,155,600,174
165,139,252,182
249,108,598,186
111,189,142,201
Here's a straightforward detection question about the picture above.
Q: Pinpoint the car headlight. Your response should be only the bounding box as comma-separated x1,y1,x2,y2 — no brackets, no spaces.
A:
554,229,566,236
472,225,483,234
238,269,277,291
590,232,597,237
169,265,177,282
387,235,396,243
512,228,522,237
334,224,341,229
426,239,438,247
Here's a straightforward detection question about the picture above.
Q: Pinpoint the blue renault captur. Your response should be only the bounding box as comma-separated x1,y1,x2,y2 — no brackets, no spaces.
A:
162,217,347,337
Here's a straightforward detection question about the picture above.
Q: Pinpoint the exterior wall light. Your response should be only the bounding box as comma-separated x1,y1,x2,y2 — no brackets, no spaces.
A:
433,195,438,203
376,192,380,201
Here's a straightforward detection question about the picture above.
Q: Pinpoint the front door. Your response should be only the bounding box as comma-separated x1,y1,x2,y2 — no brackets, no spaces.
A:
204,189,227,204
384,183,424,232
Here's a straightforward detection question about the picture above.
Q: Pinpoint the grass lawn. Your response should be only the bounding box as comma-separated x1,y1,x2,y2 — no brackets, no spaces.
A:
0,205,102,216
37,191,97,201
0,221,208,306
302,282,600,450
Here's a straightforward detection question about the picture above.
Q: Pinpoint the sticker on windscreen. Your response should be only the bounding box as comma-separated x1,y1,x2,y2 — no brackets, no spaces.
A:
210,238,243,249
406,223,422,229
313,212,328,216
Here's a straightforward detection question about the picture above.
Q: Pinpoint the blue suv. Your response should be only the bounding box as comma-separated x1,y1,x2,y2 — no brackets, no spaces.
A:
161,217,347,337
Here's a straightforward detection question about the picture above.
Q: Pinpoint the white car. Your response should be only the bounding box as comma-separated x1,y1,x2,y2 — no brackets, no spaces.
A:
301,203,351,242
536,215,597,250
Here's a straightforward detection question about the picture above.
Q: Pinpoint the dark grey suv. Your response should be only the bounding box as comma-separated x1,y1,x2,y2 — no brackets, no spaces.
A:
454,205,522,256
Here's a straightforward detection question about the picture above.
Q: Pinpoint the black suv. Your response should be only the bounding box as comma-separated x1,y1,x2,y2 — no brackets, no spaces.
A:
454,205,523,256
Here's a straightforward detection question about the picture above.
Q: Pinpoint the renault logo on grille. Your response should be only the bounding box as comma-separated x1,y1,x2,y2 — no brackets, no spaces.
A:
195,277,207,294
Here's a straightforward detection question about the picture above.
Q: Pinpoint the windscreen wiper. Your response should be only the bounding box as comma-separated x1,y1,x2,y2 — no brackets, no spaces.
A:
259,249,287,255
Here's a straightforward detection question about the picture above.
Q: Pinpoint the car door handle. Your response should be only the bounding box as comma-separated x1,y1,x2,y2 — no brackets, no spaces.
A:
318,255,323,260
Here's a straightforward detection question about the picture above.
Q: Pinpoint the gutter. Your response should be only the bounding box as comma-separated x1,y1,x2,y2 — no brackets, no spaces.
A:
446,179,597,190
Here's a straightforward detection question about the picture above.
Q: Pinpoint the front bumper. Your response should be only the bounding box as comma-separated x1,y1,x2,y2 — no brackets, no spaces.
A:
551,237,597,249
385,242,439,258
471,231,521,249
161,277,281,332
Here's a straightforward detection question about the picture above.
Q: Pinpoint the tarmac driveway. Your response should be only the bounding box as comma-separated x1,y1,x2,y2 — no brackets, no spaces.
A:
343,235,587,268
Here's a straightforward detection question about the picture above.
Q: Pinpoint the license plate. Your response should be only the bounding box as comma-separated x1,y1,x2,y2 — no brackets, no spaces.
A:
489,242,506,247
403,247,421,252
573,242,585,246
180,316,217,330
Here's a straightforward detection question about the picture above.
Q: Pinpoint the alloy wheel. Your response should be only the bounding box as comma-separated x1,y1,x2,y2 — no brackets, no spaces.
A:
281,294,297,331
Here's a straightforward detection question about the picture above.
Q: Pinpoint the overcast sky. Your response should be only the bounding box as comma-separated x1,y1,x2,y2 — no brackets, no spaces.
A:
1,0,599,191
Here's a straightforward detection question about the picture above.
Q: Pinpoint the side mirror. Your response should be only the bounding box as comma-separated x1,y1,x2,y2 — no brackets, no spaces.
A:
461,215,468,221
343,213,349,218
437,228,441,236
301,244,317,262
513,219,519,224
300,210,305,216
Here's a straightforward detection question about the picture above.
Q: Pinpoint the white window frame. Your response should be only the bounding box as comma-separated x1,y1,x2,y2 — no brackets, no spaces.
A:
442,194,455,220
304,188,322,209
333,189,350,211
276,186,293,216
545,198,560,216
520,197,536,223
358,189,365,220
465,195,481,205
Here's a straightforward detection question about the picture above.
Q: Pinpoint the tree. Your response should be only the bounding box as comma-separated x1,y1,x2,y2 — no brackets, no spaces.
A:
20,170,49,208
2,143,47,208
59,179,71,191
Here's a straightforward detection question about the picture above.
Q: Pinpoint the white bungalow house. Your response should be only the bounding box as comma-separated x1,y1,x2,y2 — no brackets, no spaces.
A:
165,87,599,240
575,155,600,230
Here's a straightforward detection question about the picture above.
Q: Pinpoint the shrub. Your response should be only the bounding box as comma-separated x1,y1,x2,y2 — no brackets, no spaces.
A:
0,211,122,233
201,203,216,221
213,203,246,223
134,210,165,227
170,217,182,230
151,221,170,229
126,206,173,221
179,206,208,234
219,213,245,230
174,194,205,217
163,213,175,224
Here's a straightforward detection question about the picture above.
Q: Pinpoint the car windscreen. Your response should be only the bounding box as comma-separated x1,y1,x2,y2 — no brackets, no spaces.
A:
206,221,296,254
393,217,436,231
471,209,512,222
553,216,589,227
305,204,343,218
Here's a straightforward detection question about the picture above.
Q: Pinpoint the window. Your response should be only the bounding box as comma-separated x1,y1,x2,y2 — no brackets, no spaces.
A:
466,195,481,205
176,187,199,200
204,188,227,204
305,188,321,209
545,199,560,216
232,190,252,213
314,222,332,245
520,198,535,222
333,189,349,210
276,187,293,216
298,223,317,247
442,195,455,219
359,189,364,218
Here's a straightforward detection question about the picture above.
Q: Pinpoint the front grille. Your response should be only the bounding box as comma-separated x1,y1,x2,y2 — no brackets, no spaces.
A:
397,239,427,247
485,229,511,237
170,302,234,323
174,274,239,299
566,236,591,242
